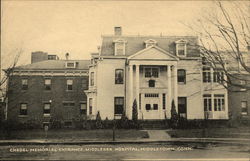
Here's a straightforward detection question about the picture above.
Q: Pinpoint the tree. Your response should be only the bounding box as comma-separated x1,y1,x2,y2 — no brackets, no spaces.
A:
95,111,103,129
132,99,138,123
186,1,250,90
170,99,178,128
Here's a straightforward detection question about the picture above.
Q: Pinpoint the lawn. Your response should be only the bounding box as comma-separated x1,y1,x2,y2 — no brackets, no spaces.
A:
167,127,250,139
0,129,149,141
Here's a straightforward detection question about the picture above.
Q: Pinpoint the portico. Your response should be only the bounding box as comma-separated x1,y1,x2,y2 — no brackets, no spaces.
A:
127,45,179,120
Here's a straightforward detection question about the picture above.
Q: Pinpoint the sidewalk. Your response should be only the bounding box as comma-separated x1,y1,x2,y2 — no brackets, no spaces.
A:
0,130,250,145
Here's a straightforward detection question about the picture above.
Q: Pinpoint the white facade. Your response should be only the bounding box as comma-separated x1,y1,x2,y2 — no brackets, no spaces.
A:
85,34,228,120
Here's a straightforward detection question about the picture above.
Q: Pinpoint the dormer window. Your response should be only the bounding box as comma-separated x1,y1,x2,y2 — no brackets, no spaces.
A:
175,39,187,57
66,62,76,68
113,39,126,56
144,39,157,48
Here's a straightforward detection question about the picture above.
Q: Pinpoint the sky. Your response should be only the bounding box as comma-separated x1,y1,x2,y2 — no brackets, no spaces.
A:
1,0,215,68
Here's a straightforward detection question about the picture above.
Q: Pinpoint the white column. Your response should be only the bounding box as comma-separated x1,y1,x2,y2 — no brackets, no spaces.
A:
135,64,140,119
173,65,178,110
167,65,172,116
128,64,133,119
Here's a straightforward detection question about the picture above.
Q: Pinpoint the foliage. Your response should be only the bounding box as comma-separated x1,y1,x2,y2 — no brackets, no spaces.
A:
170,100,179,129
95,111,103,129
132,99,138,123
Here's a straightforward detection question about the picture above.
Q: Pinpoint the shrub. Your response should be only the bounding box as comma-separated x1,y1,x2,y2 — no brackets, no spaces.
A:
170,100,179,129
95,111,103,129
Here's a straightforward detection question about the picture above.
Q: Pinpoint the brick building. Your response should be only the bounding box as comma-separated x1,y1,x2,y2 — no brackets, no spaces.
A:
7,52,90,128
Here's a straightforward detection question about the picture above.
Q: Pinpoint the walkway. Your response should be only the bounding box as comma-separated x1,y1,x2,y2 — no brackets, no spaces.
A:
146,130,171,141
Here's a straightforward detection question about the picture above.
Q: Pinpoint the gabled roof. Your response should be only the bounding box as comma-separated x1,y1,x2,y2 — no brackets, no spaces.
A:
15,60,91,70
128,45,179,60
101,35,199,57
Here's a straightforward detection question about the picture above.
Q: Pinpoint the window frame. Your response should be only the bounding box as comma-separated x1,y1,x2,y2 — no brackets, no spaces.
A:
148,80,155,87
90,72,94,86
144,67,159,78
203,94,212,111
178,97,187,118
115,69,124,84
21,79,28,90
114,97,124,115
44,79,51,90
19,103,28,116
214,94,225,111
241,101,248,115
80,103,87,115
43,103,51,116
203,67,211,83
177,69,186,84
66,79,73,91
89,98,93,115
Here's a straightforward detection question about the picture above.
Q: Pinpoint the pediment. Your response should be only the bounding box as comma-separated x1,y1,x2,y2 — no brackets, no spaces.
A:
128,46,178,60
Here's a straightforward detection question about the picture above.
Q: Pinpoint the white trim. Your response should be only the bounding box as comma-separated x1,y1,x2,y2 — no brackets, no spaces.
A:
128,45,179,60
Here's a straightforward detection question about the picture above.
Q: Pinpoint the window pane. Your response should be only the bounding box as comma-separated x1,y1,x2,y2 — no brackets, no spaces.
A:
153,104,158,110
145,104,151,110
115,69,124,84
152,68,159,77
145,68,151,77
45,79,51,85
178,69,186,83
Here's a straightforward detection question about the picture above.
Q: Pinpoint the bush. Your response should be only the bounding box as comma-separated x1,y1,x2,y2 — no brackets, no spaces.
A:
170,100,179,129
95,111,103,129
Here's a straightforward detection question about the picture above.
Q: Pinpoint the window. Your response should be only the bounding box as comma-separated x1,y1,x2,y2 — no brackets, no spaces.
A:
203,67,211,82
214,94,225,111
43,103,51,116
89,98,93,115
178,97,187,118
153,104,158,110
82,79,88,89
148,80,155,87
45,79,51,90
80,103,87,115
162,94,166,109
144,93,159,97
203,94,212,111
66,62,76,68
115,42,125,55
21,79,28,90
177,69,186,84
177,43,185,56
115,69,124,84
20,103,27,115
114,97,124,115
240,80,246,85
241,101,248,115
145,39,157,48
90,72,94,86
145,68,159,78
213,71,224,83
145,104,151,110
63,102,75,107
67,79,73,90
48,55,57,60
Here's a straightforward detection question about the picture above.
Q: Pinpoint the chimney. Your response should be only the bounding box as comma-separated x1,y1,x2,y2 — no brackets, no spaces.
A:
65,53,69,60
114,27,122,36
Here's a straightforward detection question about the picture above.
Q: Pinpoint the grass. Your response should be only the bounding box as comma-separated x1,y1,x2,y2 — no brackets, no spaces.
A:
0,129,149,141
167,127,250,139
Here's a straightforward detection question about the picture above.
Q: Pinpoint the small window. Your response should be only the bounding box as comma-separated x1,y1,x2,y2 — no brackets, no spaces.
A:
67,79,73,90
145,93,159,97
114,97,124,115
177,44,185,56
115,42,125,55
214,94,225,111
178,97,187,118
240,80,246,85
213,71,224,83
115,69,124,84
66,62,76,68
82,79,88,89
90,72,94,86
203,94,212,111
89,98,93,115
145,68,159,78
149,80,155,87
44,103,51,116
145,104,151,110
203,67,211,83
153,104,158,110
45,79,51,90
241,101,248,115
177,69,186,84
21,79,28,90
80,103,87,115
20,103,27,115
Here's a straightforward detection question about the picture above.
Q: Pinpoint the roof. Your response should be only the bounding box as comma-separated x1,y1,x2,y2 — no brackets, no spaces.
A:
15,60,91,70
101,35,200,57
